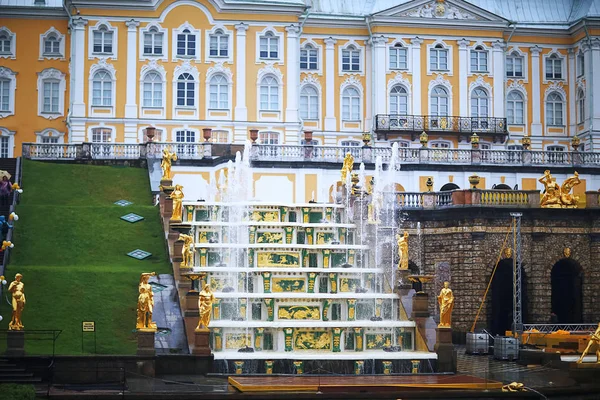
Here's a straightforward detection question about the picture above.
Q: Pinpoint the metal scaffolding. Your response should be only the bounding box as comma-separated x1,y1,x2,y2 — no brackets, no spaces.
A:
511,212,523,335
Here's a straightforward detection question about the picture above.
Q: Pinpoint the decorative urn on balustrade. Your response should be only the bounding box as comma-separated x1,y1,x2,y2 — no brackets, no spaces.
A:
249,129,259,143
145,126,156,142
420,131,429,147
521,135,531,150
571,135,580,151
470,133,480,149
468,175,481,189
203,128,212,142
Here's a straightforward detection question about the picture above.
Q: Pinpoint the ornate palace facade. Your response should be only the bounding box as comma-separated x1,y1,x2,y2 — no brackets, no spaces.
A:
1,0,600,157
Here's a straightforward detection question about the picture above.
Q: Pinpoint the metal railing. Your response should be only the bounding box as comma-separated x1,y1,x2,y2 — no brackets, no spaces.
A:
375,114,508,135
522,324,597,333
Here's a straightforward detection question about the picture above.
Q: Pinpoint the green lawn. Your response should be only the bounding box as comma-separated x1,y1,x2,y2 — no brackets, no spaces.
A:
0,160,172,355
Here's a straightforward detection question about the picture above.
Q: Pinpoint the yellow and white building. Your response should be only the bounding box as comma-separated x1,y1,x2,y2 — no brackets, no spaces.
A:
1,0,600,158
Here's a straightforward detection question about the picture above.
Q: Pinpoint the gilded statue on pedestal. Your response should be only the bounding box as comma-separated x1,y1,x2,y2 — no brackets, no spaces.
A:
160,149,177,181
437,281,454,328
136,272,157,331
340,152,354,183
577,323,600,364
179,233,195,269
539,170,581,208
196,284,216,331
560,171,581,208
397,231,409,270
170,184,184,222
8,273,25,331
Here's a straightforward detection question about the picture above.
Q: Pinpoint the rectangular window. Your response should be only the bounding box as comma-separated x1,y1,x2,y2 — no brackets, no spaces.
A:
0,79,9,111
506,56,523,77
177,32,196,57
176,130,195,143
143,32,163,55
430,48,448,70
0,137,9,158
0,38,11,54
44,39,60,55
259,36,278,59
209,34,228,57
546,57,563,80
93,30,112,54
42,81,60,113
92,128,111,143
211,130,228,143
342,49,361,71
300,48,318,70
577,53,584,77
470,50,488,72
389,47,407,70
42,137,59,144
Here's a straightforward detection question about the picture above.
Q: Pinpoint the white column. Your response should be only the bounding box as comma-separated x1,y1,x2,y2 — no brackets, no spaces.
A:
70,17,87,119
234,23,249,143
372,35,388,119
590,38,600,136
124,19,139,121
457,38,470,117
568,48,576,137
285,24,301,123
492,40,505,118
365,40,372,131
410,37,423,115
530,45,543,136
324,37,337,131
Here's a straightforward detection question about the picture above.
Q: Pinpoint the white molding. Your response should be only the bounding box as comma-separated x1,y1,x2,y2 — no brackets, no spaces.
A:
300,38,323,76
139,59,167,119
88,59,117,118
37,68,67,120
386,38,411,74
542,48,567,84
0,67,17,119
0,127,16,157
426,39,453,76
506,46,528,83
205,24,233,64
338,39,365,76
255,26,284,65
172,60,200,119
139,22,168,62
387,72,412,114
0,27,16,60
428,74,453,116
205,62,233,117
35,128,65,144
299,74,322,123
88,20,118,60
468,75,493,118
39,27,65,60
544,81,567,101
172,21,201,62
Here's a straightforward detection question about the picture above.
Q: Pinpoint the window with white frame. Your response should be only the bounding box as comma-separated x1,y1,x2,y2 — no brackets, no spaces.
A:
209,74,229,109
93,25,113,54
300,44,318,70
42,80,60,113
342,87,360,121
389,43,407,70
92,127,112,142
389,85,408,115
259,131,279,144
430,86,448,116
143,27,163,55
259,75,279,111
300,85,318,120
92,70,113,106
342,45,360,72
430,141,451,148
177,29,196,58
0,136,9,158
0,29,13,56
143,72,163,107
470,46,488,72
211,130,229,143
0,78,10,111
479,142,491,150
506,51,523,78
506,91,524,125
259,32,278,59
43,33,61,56
209,29,228,57
430,44,448,71
577,89,585,124
41,137,59,144
577,52,584,77
175,129,196,155
470,87,489,118
176,73,195,107
547,145,565,152
545,92,564,126
545,54,563,80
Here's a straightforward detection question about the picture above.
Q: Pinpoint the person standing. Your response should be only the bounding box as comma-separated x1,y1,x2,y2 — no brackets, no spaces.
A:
0,176,12,208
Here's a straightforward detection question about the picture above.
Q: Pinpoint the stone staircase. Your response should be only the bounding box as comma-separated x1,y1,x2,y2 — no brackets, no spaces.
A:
0,358,42,383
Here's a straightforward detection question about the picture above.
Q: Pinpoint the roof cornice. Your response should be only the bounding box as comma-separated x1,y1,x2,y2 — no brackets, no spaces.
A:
0,6,67,18
71,0,306,14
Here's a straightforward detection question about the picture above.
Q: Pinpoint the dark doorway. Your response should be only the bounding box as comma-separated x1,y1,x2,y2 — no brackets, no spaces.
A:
490,259,527,335
551,259,583,323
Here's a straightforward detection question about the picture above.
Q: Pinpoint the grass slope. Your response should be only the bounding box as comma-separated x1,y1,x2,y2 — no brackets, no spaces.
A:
0,160,171,355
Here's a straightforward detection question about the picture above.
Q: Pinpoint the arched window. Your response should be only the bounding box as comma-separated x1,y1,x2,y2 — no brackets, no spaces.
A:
300,44,318,70
43,33,60,55
470,87,488,118
506,91,524,125
546,54,563,80
300,85,318,120
546,92,564,126
209,74,229,109
176,73,195,106
430,86,448,116
470,45,488,72
577,89,585,124
259,75,279,111
177,28,196,57
259,31,278,59
209,29,228,57
389,85,408,115
92,70,112,106
92,24,113,54
389,43,407,70
342,87,360,120
0,30,12,55
143,27,163,55
342,45,360,72
0,78,10,111
430,44,448,71
143,72,162,107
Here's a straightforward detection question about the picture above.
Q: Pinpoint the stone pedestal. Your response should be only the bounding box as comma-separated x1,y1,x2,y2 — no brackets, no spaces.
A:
6,331,25,357
434,327,456,373
172,239,184,263
163,197,173,219
136,330,156,356
192,329,212,356
185,291,199,315
411,292,430,319
395,269,412,294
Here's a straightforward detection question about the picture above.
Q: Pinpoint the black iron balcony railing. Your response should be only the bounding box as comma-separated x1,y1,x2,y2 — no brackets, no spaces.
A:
375,114,507,135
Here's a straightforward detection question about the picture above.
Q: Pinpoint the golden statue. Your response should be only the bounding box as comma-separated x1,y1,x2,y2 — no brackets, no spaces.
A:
397,231,409,270
160,149,177,181
170,184,184,222
340,152,354,183
438,281,454,328
179,233,195,269
577,323,600,364
539,170,562,208
136,272,157,331
196,284,216,331
560,171,581,208
8,273,25,331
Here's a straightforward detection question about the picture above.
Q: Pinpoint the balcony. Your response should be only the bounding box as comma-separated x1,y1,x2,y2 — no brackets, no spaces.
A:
375,114,508,142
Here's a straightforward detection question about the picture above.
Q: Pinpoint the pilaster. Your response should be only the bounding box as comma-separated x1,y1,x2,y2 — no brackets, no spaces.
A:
372,35,388,118
285,25,301,127
125,19,139,119
530,46,543,136
457,38,470,117
568,48,577,137
492,40,505,118
234,23,249,126
324,37,337,131
70,17,88,119
590,38,600,142
411,37,423,115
